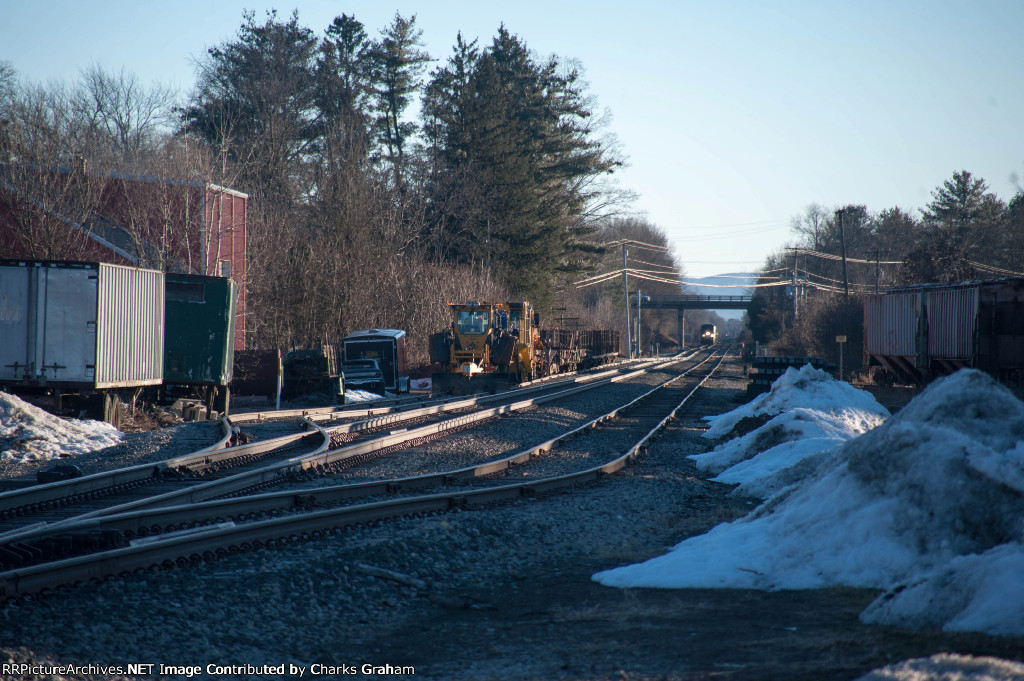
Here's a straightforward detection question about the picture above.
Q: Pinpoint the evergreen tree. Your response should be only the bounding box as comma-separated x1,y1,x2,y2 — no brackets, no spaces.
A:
909,170,1005,282
182,9,319,208
367,13,430,195
421,26,622,308
314,14,374,205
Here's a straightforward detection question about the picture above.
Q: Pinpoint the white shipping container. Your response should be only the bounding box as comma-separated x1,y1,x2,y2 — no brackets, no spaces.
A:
0,260,164,389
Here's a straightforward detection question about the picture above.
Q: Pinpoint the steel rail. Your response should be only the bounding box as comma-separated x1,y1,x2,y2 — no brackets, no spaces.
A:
225,356,647,424
0,419,234,518
0,351,704,553
74,355,686,517
20,351,722,542
0,355,687,545
0,359,653,523
0,351,727,600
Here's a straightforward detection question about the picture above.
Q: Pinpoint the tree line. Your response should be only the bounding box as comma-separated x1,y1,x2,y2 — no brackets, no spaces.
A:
1,10,666,363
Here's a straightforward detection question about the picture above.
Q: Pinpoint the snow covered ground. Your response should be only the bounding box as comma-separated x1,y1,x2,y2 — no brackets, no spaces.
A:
344,388,388,403
595,367,1024,638
693,364,890,498
856,653,1024,681
0,391,124,462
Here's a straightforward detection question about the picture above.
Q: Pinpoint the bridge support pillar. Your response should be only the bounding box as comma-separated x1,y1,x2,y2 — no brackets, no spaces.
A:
677,310,684,349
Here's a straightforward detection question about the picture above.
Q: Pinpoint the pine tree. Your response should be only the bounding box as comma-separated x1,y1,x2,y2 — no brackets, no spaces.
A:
421,26,621,308
912,170,1005,282
367,13,430,195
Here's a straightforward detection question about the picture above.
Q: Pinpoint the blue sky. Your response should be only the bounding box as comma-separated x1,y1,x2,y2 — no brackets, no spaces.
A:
3,0,1022,278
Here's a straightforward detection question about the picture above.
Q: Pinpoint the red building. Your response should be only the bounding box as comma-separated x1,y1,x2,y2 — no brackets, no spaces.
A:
0,166,247,349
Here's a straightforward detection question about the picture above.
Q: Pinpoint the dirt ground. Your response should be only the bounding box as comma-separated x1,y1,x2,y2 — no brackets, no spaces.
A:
372,559,1024,680
356,360,1024,680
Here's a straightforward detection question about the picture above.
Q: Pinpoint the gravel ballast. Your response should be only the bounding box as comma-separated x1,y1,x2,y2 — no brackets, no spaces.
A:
2,357,1022,680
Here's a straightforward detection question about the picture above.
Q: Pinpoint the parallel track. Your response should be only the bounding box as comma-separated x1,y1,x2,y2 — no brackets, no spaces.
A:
0,354,691,557
0,348,728,601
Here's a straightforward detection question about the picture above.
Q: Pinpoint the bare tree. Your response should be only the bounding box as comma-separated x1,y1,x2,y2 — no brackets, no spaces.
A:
0,80,108,259
790,203,831,250
74,64,178,169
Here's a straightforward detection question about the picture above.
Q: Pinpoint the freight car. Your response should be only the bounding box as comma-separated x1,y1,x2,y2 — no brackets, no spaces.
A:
0,259,240,424
0,259,164,424
864,278,1024,383
162,272,239,415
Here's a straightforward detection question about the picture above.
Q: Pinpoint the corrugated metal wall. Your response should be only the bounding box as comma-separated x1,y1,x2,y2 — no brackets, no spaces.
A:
95,263,164,388
926,287,979,361
864,292,922,359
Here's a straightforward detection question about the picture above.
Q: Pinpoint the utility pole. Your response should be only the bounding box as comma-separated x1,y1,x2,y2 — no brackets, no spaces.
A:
875,249,880,294
792,250,799,321
837,208,850,298
636,289,642,357
622,243,632,359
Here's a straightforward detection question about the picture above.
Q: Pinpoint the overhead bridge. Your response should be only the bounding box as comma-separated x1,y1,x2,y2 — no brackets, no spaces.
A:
644,295,753,348
646,294,753,310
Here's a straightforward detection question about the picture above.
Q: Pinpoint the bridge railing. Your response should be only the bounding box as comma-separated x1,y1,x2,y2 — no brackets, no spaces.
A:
646,294,753,308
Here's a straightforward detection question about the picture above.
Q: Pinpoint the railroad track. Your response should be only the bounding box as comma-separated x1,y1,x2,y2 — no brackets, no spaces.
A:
0,353,687,545
0,348,728,601
0,354,672,541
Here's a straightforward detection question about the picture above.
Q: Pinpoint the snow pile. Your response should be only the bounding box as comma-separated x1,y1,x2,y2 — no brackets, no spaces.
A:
344,389,386,403
595,369,1024,637
856,653,1024,681
693,364,890,498
0,391,123,462
703,363,888,439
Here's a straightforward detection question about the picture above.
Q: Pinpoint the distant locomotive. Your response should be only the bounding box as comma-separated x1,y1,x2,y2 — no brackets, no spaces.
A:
699,324,717,346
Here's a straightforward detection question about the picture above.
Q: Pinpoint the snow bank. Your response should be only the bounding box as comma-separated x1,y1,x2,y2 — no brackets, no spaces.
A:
344,389,386,403
702,363,888,439
595,369,1024,637
856,654,1024,681
0,391,123,462
692,364,889,498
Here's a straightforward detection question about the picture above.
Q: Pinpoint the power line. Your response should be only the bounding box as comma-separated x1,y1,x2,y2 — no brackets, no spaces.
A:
605,239,669,252
788,248,902,265
968,260,1024,277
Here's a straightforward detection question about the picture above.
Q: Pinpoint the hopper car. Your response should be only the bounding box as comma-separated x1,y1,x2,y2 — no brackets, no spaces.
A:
864,278,1024,384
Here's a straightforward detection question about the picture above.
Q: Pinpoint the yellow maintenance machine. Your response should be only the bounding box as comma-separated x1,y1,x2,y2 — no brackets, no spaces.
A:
429,300,546,394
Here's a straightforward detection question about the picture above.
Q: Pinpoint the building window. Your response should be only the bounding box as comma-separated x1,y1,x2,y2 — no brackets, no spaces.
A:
219,259,231,278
